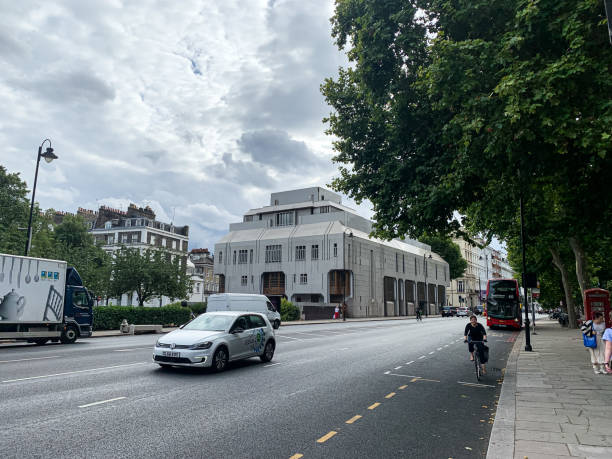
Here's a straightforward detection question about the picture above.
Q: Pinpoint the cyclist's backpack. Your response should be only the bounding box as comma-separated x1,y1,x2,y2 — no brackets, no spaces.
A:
481,344,489,363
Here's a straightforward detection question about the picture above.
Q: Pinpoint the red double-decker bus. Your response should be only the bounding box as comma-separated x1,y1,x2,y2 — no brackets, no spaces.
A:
485,279,522,330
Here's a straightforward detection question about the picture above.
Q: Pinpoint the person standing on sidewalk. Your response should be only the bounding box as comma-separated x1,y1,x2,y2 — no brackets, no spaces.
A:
333,305,340,320
581,312,607,374
603,326,612,374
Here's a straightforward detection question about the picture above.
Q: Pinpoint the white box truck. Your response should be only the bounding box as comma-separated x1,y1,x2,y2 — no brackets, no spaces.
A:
0,253,94,345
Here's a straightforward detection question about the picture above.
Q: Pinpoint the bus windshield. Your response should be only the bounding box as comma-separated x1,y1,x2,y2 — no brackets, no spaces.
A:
487,280,519,319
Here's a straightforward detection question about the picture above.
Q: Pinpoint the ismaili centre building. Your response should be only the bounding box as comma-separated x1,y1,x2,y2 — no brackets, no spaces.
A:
213,187,450,319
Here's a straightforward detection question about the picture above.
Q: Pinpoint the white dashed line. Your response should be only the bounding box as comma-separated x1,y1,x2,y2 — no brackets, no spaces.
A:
405,361,415,365
263,363,282,368
1,363,147,384
457,381,496,388
0,356,60,364
394,366,402,370
437,347,442,351
418,356,426,359
428,351,435,355
79,397,126,408
443,345,449,348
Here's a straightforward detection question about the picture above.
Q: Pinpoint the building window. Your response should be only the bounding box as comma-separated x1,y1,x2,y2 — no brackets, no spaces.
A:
274,199,279,205
249,249,253,264
395,253,398,272
276,212,294,226
415,257,418,275
300,273,307,284
196,283,200,293
311,244,319,260
295,245,306,261
333,243,337,257
107,235,114,244
121,234,128,243
320,206,329,213
265,245,282,263
238,249,248,264
458,280,464,293
233,251,237,264
402,255,405,273
104,221,112,229
125,219,131,227
241,275,247,286
161,238,166,247
218,251,223,264
435,265,438,280
150,235,156,245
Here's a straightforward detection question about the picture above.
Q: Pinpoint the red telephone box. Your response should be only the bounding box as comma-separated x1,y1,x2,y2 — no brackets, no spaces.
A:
584,288,611,328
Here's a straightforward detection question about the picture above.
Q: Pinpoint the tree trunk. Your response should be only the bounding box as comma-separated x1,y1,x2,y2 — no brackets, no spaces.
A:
569,236,589,306
550,247,577,329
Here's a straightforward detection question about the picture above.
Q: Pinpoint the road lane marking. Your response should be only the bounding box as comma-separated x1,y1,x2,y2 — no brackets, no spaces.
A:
437,347,443,351
0,356,60,364
78,396,126,408
458,381,496,388
289,454,303,459
411,377,440,383
384,371,391,374
368,403,381,410
428,351,435,355
385,392,396,399
263,363,282,368
346,415,362,424
411,378,419,383
277,335,302,341
443,345,449,348
385,373,420,378
418,356,426,359
1,362,147,383
399,385,408,390
114,347,151,352
394,366,402,370
292,331,324,337
317,431,337,443
405,360,414,365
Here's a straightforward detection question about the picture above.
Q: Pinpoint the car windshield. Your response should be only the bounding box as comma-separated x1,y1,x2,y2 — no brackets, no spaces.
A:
183,314,233,331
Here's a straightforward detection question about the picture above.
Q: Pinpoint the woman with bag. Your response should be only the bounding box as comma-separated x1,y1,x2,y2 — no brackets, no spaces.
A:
581,312,606,374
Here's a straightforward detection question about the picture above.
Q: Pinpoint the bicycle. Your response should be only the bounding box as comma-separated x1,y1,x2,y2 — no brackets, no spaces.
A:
466,339,487,381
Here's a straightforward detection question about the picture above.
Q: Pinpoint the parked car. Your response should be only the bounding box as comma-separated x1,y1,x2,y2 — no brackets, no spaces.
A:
474,305,484,315
153,311,276,371
457,307,469,317
441,307,456,317
207,293,282,329
449,306,458,316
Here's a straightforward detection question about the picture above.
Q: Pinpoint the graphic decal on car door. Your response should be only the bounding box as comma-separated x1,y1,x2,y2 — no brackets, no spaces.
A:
245,328,266,353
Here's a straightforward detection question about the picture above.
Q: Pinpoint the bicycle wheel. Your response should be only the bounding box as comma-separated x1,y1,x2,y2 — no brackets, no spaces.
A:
474,351,481,381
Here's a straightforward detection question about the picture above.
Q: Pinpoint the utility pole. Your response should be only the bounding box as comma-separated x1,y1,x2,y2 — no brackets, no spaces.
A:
520,189,533,351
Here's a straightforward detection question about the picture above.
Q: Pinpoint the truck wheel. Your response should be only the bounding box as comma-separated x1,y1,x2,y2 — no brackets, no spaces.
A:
60,326,78,344
33,338,49,346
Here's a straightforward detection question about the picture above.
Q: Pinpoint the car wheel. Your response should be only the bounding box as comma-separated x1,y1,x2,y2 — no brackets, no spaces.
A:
260,340,275,363
212,346,229,372
273,320,280,329
60,325,78,344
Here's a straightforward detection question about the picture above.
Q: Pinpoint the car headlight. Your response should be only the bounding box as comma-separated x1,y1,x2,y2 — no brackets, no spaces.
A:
191,341,213,350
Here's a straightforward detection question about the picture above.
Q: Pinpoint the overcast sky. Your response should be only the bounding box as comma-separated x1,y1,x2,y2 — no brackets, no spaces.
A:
0,0,375,250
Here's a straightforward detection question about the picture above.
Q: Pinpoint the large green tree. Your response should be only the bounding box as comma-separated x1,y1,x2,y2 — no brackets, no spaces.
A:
110,247,190,306
322,0,612,327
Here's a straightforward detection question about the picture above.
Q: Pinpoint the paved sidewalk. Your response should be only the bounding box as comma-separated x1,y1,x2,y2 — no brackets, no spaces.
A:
488,319,612,459
90,314,444,337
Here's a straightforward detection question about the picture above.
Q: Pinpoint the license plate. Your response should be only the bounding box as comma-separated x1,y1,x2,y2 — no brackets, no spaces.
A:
162,351,180,358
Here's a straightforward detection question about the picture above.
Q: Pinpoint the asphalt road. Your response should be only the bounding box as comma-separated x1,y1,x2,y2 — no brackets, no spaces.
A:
0,317,516,459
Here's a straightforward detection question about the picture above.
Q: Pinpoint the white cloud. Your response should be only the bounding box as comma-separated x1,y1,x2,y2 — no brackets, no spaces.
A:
0,0,373,249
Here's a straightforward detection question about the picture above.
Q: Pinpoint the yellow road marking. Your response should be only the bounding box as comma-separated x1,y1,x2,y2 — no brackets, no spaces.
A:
385,392,396,399
410,378,419,383
399,385,408,390
317,431,337,443
346,415,362,424
289,455,303,459
368,402,381,410
410,377,440,383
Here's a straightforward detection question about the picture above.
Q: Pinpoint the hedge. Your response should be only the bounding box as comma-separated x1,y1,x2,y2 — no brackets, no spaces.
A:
93,305,191,330
280,298,300,321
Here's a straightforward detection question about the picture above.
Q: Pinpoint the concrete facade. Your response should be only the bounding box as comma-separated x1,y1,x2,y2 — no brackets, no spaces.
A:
214,187,450,318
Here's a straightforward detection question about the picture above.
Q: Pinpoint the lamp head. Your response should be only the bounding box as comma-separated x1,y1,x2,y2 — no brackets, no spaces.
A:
41,147,58,163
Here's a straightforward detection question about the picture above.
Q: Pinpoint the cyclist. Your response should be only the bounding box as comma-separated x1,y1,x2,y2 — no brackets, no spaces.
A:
464,315,488,374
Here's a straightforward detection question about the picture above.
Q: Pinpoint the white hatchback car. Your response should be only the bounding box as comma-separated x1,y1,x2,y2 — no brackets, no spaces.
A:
153,311,276,371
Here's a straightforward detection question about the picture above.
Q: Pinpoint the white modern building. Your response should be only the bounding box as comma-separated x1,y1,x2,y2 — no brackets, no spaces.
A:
214,187,450,319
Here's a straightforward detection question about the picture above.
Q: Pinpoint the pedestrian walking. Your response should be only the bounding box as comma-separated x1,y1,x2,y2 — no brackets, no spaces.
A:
333,305,340,320
341,302,347,321
603,326,612,374
581,312,607,374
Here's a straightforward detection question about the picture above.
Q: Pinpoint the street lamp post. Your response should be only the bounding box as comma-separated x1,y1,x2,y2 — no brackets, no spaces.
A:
24,139,58,256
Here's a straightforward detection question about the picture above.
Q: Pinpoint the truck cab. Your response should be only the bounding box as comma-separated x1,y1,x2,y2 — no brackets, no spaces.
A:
62,267,94,341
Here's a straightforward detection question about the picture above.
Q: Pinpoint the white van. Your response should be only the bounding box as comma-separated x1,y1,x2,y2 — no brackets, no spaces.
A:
206,294,281,329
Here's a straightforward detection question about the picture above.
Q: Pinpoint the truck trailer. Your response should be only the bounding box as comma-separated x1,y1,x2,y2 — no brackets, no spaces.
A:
0,254,94,345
